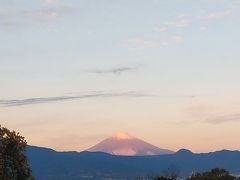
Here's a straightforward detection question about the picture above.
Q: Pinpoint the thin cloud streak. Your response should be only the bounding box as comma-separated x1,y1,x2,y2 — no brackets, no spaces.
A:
90,66,140,75
29,5,77,21
154,15,189,33
197,10,232,21
186,103,240,124
126,35,184,49
207,113,240,124
165,18,189,28
0,91,149,107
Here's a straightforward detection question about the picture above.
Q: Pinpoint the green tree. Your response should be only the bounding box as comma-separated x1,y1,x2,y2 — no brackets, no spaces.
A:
0,125,34,180
187,168,235,180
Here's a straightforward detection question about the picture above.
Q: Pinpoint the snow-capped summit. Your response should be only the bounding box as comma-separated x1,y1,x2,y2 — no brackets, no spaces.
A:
86,132,174,156
110,132,135,140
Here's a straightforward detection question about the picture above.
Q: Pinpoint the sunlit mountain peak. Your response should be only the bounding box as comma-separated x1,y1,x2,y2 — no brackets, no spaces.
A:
111,132,135,140
87,132,173,156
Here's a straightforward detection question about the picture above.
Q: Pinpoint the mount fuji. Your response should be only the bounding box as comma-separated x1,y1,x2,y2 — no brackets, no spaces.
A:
86,132,174,156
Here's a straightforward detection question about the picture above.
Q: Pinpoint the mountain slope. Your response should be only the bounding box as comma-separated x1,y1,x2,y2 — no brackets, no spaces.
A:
87,132,173,156
27,146,240,180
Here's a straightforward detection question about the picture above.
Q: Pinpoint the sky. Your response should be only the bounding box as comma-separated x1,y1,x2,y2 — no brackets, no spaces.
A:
1,0,240,153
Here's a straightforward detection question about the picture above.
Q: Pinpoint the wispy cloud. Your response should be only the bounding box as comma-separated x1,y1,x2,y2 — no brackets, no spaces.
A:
126,7,233,49
186,103,240,124
89,65,142,75
197,10,232,21
0,91,149,107
90,66,139,75
160,36,185,46
165,18,189,28
207,113,240,124
44,0,58,4
32,9,59,20
154,15,189,33
153,26,167,32
30,5,77,21
126,34,184,49
126,14,187,49
0,3,77,30
127,34,155,49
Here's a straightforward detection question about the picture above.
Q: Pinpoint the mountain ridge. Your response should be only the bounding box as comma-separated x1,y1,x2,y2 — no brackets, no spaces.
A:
27,145,240,180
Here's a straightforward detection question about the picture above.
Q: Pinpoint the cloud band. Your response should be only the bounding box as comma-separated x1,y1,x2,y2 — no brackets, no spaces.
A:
0,91,148,107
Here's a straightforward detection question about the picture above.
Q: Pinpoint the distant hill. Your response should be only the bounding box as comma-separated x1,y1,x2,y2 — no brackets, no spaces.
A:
87,132,173,156
27,146,240,180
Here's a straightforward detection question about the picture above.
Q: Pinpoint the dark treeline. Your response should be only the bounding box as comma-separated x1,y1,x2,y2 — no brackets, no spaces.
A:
136,168,240,180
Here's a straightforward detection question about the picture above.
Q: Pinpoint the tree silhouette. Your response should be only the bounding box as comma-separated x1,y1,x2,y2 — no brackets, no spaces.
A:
162,164,180,180
154,176,174,180
187,168,235,180
0,125,34,180
153,165,180,180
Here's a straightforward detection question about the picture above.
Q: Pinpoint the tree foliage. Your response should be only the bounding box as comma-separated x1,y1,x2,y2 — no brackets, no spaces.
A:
162,165,180,180
0,125,34,180
187,168,235,180
154,176,175,180
153,168,237,180
154,164,180,180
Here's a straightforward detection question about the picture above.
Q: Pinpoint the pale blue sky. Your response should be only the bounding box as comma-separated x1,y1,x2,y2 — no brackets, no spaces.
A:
1,0,240,152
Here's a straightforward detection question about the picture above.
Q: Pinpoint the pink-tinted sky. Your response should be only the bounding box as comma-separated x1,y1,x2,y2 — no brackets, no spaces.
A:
1,0,240,153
